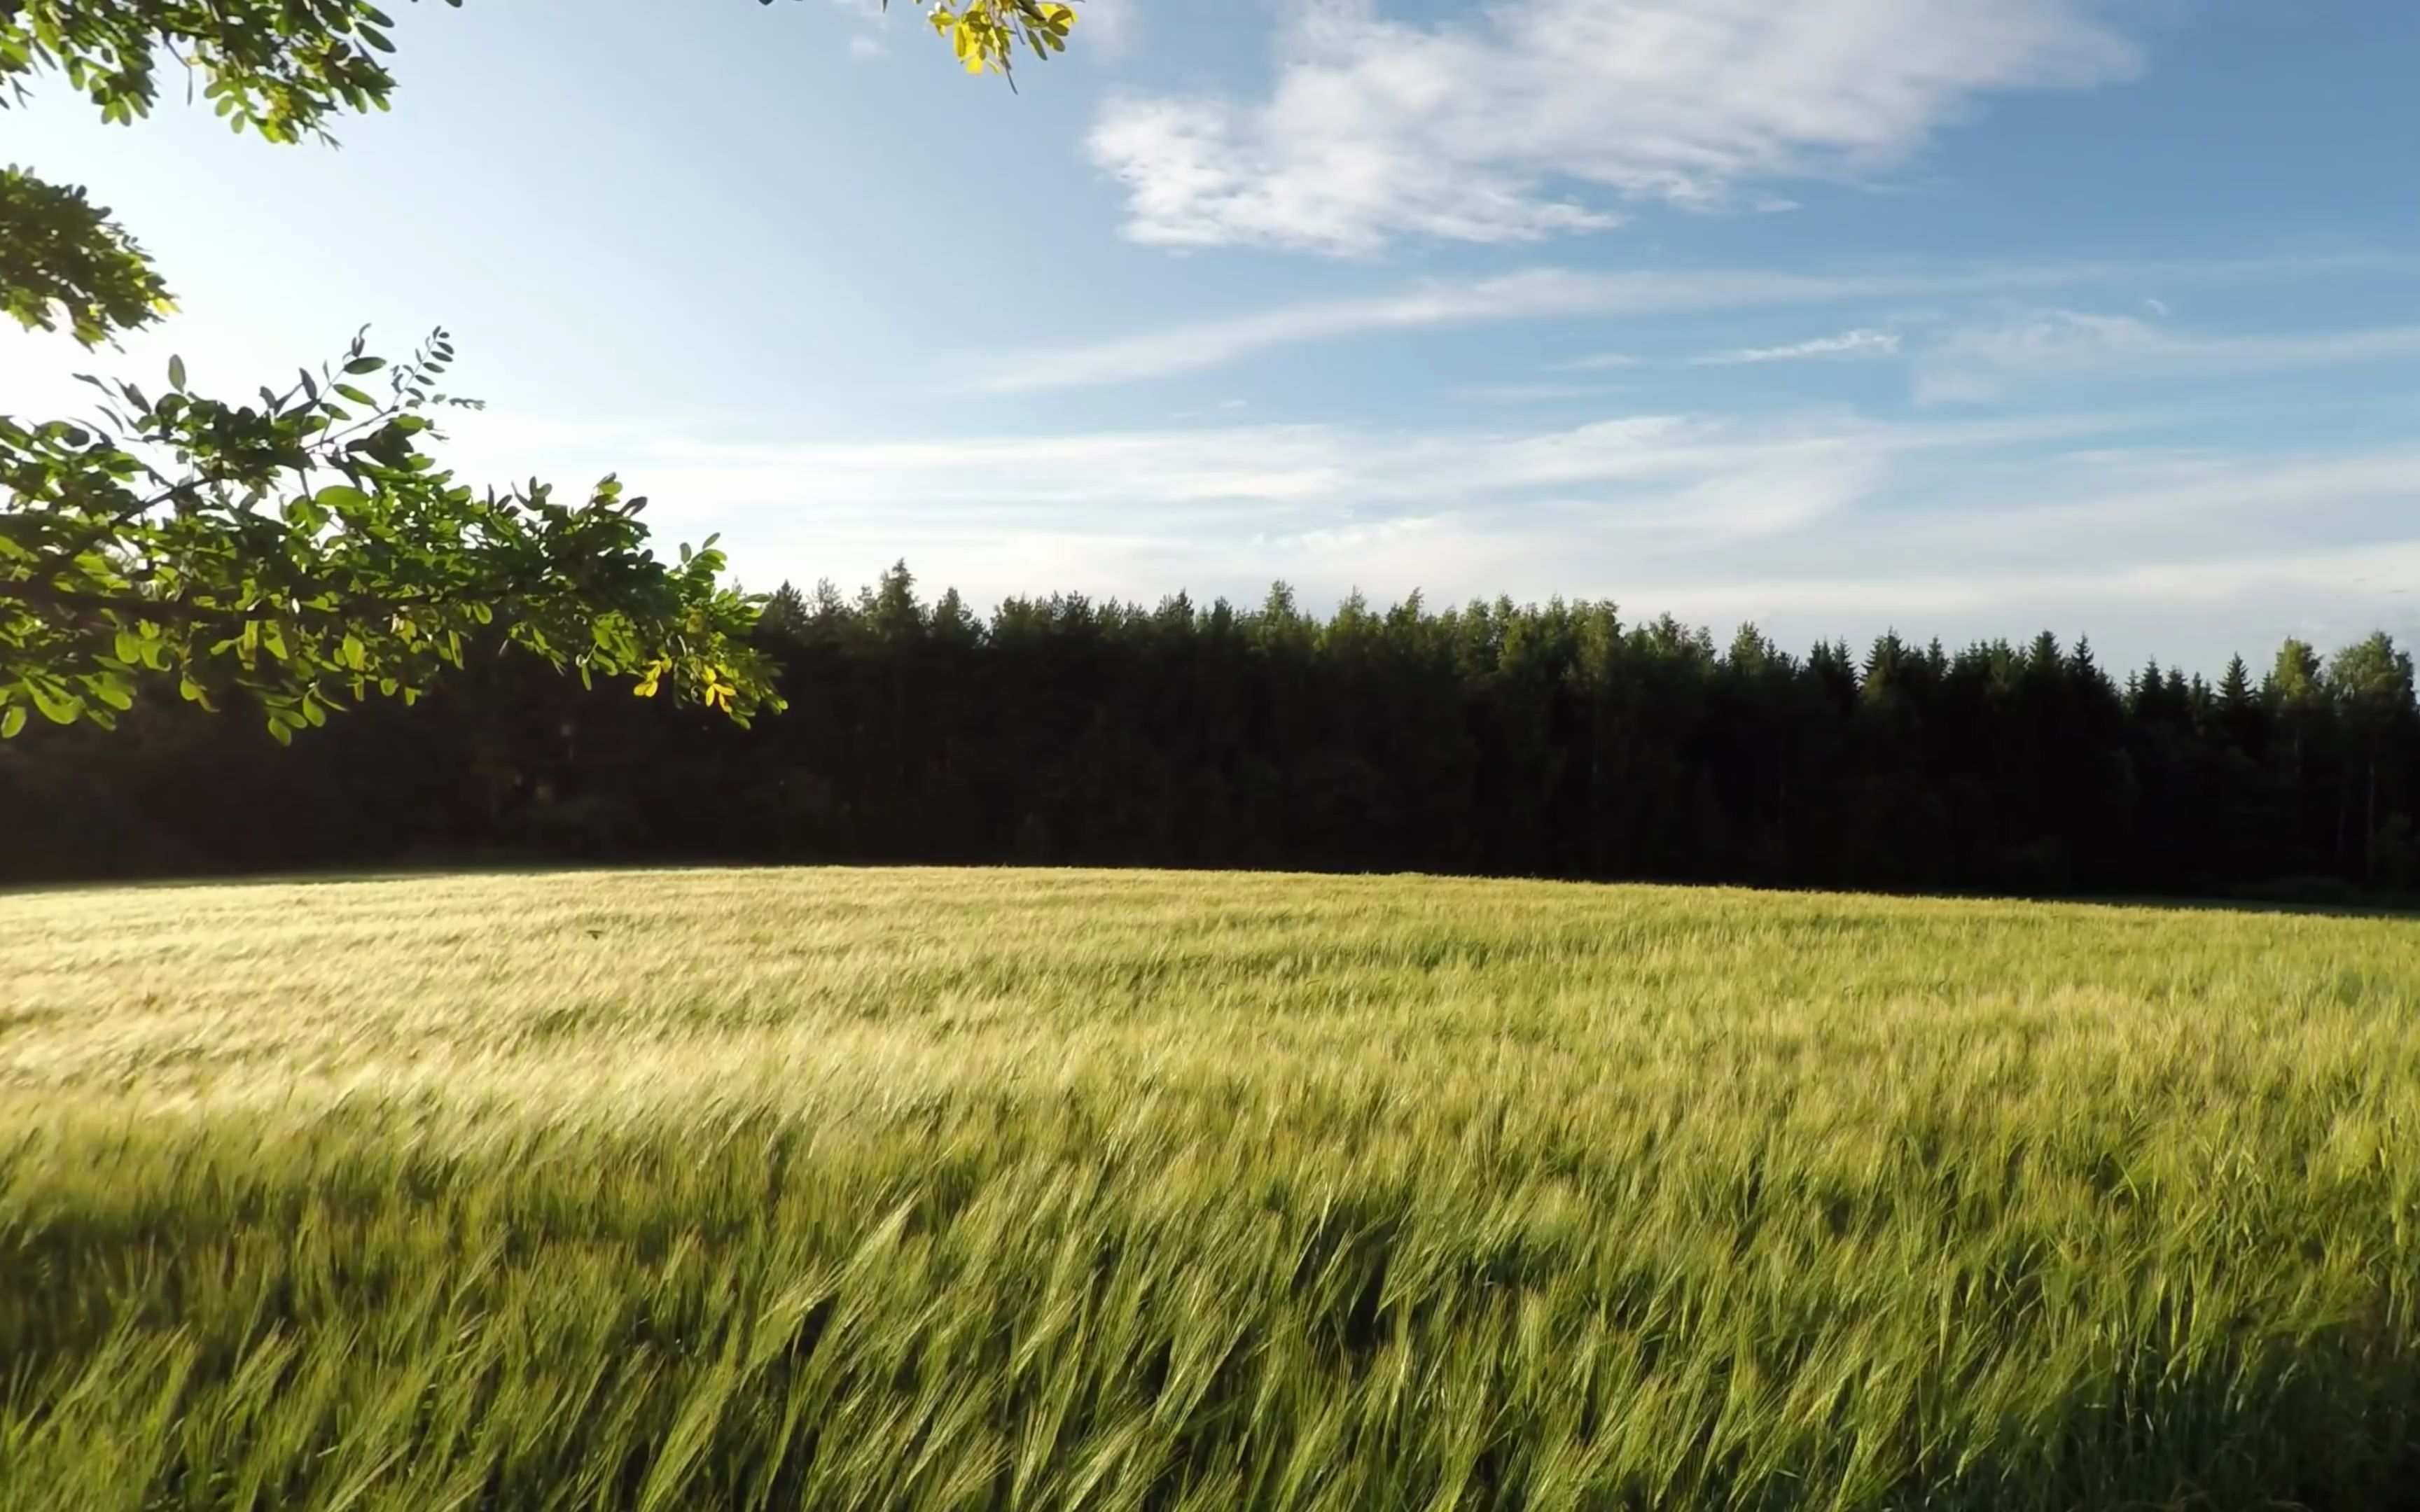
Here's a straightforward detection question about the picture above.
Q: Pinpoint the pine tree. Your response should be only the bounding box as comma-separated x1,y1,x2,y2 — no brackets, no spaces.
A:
1863,632,1910,699
1727,624,1778,673
1807,640,1858,712
2213,652,2262,755
757,581,813,643
2066,636,2098,682
2219,654,2253,713
2030,631,2064,675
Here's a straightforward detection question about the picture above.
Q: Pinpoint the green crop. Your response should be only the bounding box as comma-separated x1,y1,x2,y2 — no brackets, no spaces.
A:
4,869,2416,1509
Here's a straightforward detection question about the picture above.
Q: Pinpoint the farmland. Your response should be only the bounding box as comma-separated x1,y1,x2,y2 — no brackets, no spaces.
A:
4,869,2419,1509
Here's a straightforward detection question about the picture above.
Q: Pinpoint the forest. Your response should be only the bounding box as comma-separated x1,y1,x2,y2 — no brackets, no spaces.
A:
7,563,2412,902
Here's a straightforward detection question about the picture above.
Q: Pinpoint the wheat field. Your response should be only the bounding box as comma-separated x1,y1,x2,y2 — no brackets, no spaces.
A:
4,868,2419,1510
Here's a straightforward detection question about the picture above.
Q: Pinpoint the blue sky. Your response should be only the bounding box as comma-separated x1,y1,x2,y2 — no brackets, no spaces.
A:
7,0,2419,671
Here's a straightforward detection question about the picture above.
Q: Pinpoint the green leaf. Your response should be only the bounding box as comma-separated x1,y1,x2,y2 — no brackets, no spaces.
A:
167,354,186,391
0,706,24,740
1,316,778,738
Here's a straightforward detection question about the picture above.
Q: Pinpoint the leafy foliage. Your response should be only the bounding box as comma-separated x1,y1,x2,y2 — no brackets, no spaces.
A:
1,1,1077,344
0,331,780,741
0,0,446,136
0,166,174,345
896,0,1078,77
0,0,465,345
0,0,1023,736
2,1,1086,743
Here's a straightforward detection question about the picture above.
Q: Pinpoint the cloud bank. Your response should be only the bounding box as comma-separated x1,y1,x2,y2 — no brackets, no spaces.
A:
1088,0,2143,253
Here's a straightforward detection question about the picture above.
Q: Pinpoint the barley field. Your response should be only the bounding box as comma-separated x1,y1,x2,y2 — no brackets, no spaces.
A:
4,869,2419,1511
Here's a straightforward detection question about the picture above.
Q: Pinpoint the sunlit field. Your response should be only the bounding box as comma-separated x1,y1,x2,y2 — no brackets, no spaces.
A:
5,869,2419,1510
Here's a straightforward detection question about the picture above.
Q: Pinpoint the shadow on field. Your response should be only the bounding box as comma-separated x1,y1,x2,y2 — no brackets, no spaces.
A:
10,855,2420,924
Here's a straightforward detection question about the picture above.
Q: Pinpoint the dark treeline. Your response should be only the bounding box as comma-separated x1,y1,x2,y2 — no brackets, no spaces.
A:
6,564,2418,901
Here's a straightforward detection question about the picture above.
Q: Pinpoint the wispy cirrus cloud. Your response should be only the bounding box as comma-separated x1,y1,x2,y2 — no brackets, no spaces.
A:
438,401,2178,584
1698,329,1903,365
434,401,2420,670
1087,0,2144,255
1453,382,1632,403
1914,309,2420,402
444,405,2102,540
977,255,2400,392
976,265,2003,392
1550,351,1639,372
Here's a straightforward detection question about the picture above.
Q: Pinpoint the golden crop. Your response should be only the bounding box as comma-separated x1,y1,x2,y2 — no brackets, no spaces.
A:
4,869,2416,1508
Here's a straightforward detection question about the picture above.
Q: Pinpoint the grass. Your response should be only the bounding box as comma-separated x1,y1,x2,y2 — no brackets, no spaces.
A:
4,867,2419,1511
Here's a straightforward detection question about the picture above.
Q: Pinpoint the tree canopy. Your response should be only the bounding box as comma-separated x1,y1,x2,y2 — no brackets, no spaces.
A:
11,564,2416,904
1,330,775,742
1,0,1076,739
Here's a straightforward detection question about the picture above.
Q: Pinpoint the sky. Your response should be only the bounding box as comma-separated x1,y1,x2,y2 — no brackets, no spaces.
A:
6,0,2419,672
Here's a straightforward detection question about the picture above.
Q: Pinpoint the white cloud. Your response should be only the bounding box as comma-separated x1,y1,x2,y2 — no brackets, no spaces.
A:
1646,540,2420,658
1903,448,2420,553
1698,329,1903,365
1914,309,2420,402
427,402,2175,615
709,419,2413,673
1453,382,1629,402
978,268,1650,391
979,256,2384,391
1551,351,1639,372
1079,0,1136,57
980,266,1961,392
1087,0,2143,254
435,407,1947,559
43,351,2400,669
